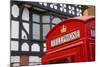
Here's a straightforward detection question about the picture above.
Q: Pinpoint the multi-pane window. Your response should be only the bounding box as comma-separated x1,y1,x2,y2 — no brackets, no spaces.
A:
43,24,50,40
32,13,40,23
42,15,50,23
32,23,40,40
32,13,40,40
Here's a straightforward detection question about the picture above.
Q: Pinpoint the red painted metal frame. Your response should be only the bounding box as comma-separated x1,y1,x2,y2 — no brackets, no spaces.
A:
42,16,95,64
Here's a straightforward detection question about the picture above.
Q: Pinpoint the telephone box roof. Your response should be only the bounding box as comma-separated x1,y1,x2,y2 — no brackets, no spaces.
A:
71,16,94,21
46,16,95,38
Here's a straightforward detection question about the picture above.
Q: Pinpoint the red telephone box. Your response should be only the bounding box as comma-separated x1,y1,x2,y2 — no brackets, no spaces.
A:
42,16,95,64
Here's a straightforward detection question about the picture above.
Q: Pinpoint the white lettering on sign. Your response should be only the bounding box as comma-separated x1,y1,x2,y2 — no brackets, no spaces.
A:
51,30,80,47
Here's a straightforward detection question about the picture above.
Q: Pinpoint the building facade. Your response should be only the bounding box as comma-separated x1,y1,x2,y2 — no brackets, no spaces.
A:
10,0,93,67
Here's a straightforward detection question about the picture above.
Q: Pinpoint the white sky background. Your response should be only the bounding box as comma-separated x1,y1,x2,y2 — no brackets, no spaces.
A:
0,0,99,67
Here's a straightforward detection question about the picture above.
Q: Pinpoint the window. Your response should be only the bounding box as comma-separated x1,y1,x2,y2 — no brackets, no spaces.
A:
31,43,40,52
11,20,19,38
33,23,40,40
42,15,50,23
21,43,29,51
22,8,29,21
11,41,19,51
11,4,19,18
43,24,50,40
52,17,61,24
32,14,40,23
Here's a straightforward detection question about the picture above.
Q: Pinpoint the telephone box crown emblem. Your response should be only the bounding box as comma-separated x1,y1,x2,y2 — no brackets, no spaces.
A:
61,25,66,33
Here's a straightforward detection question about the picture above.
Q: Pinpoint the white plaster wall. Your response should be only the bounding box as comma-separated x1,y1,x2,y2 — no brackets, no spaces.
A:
31,43,40,52
11,4,19,18
29,56,41,62
22,8,29,21
11,41,19,51
21,43,29,51
11,20,19,38
11,56,20,63
21,30,28,39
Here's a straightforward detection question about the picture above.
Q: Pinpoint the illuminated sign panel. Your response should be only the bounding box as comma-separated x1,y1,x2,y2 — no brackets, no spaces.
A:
51,30,80,47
